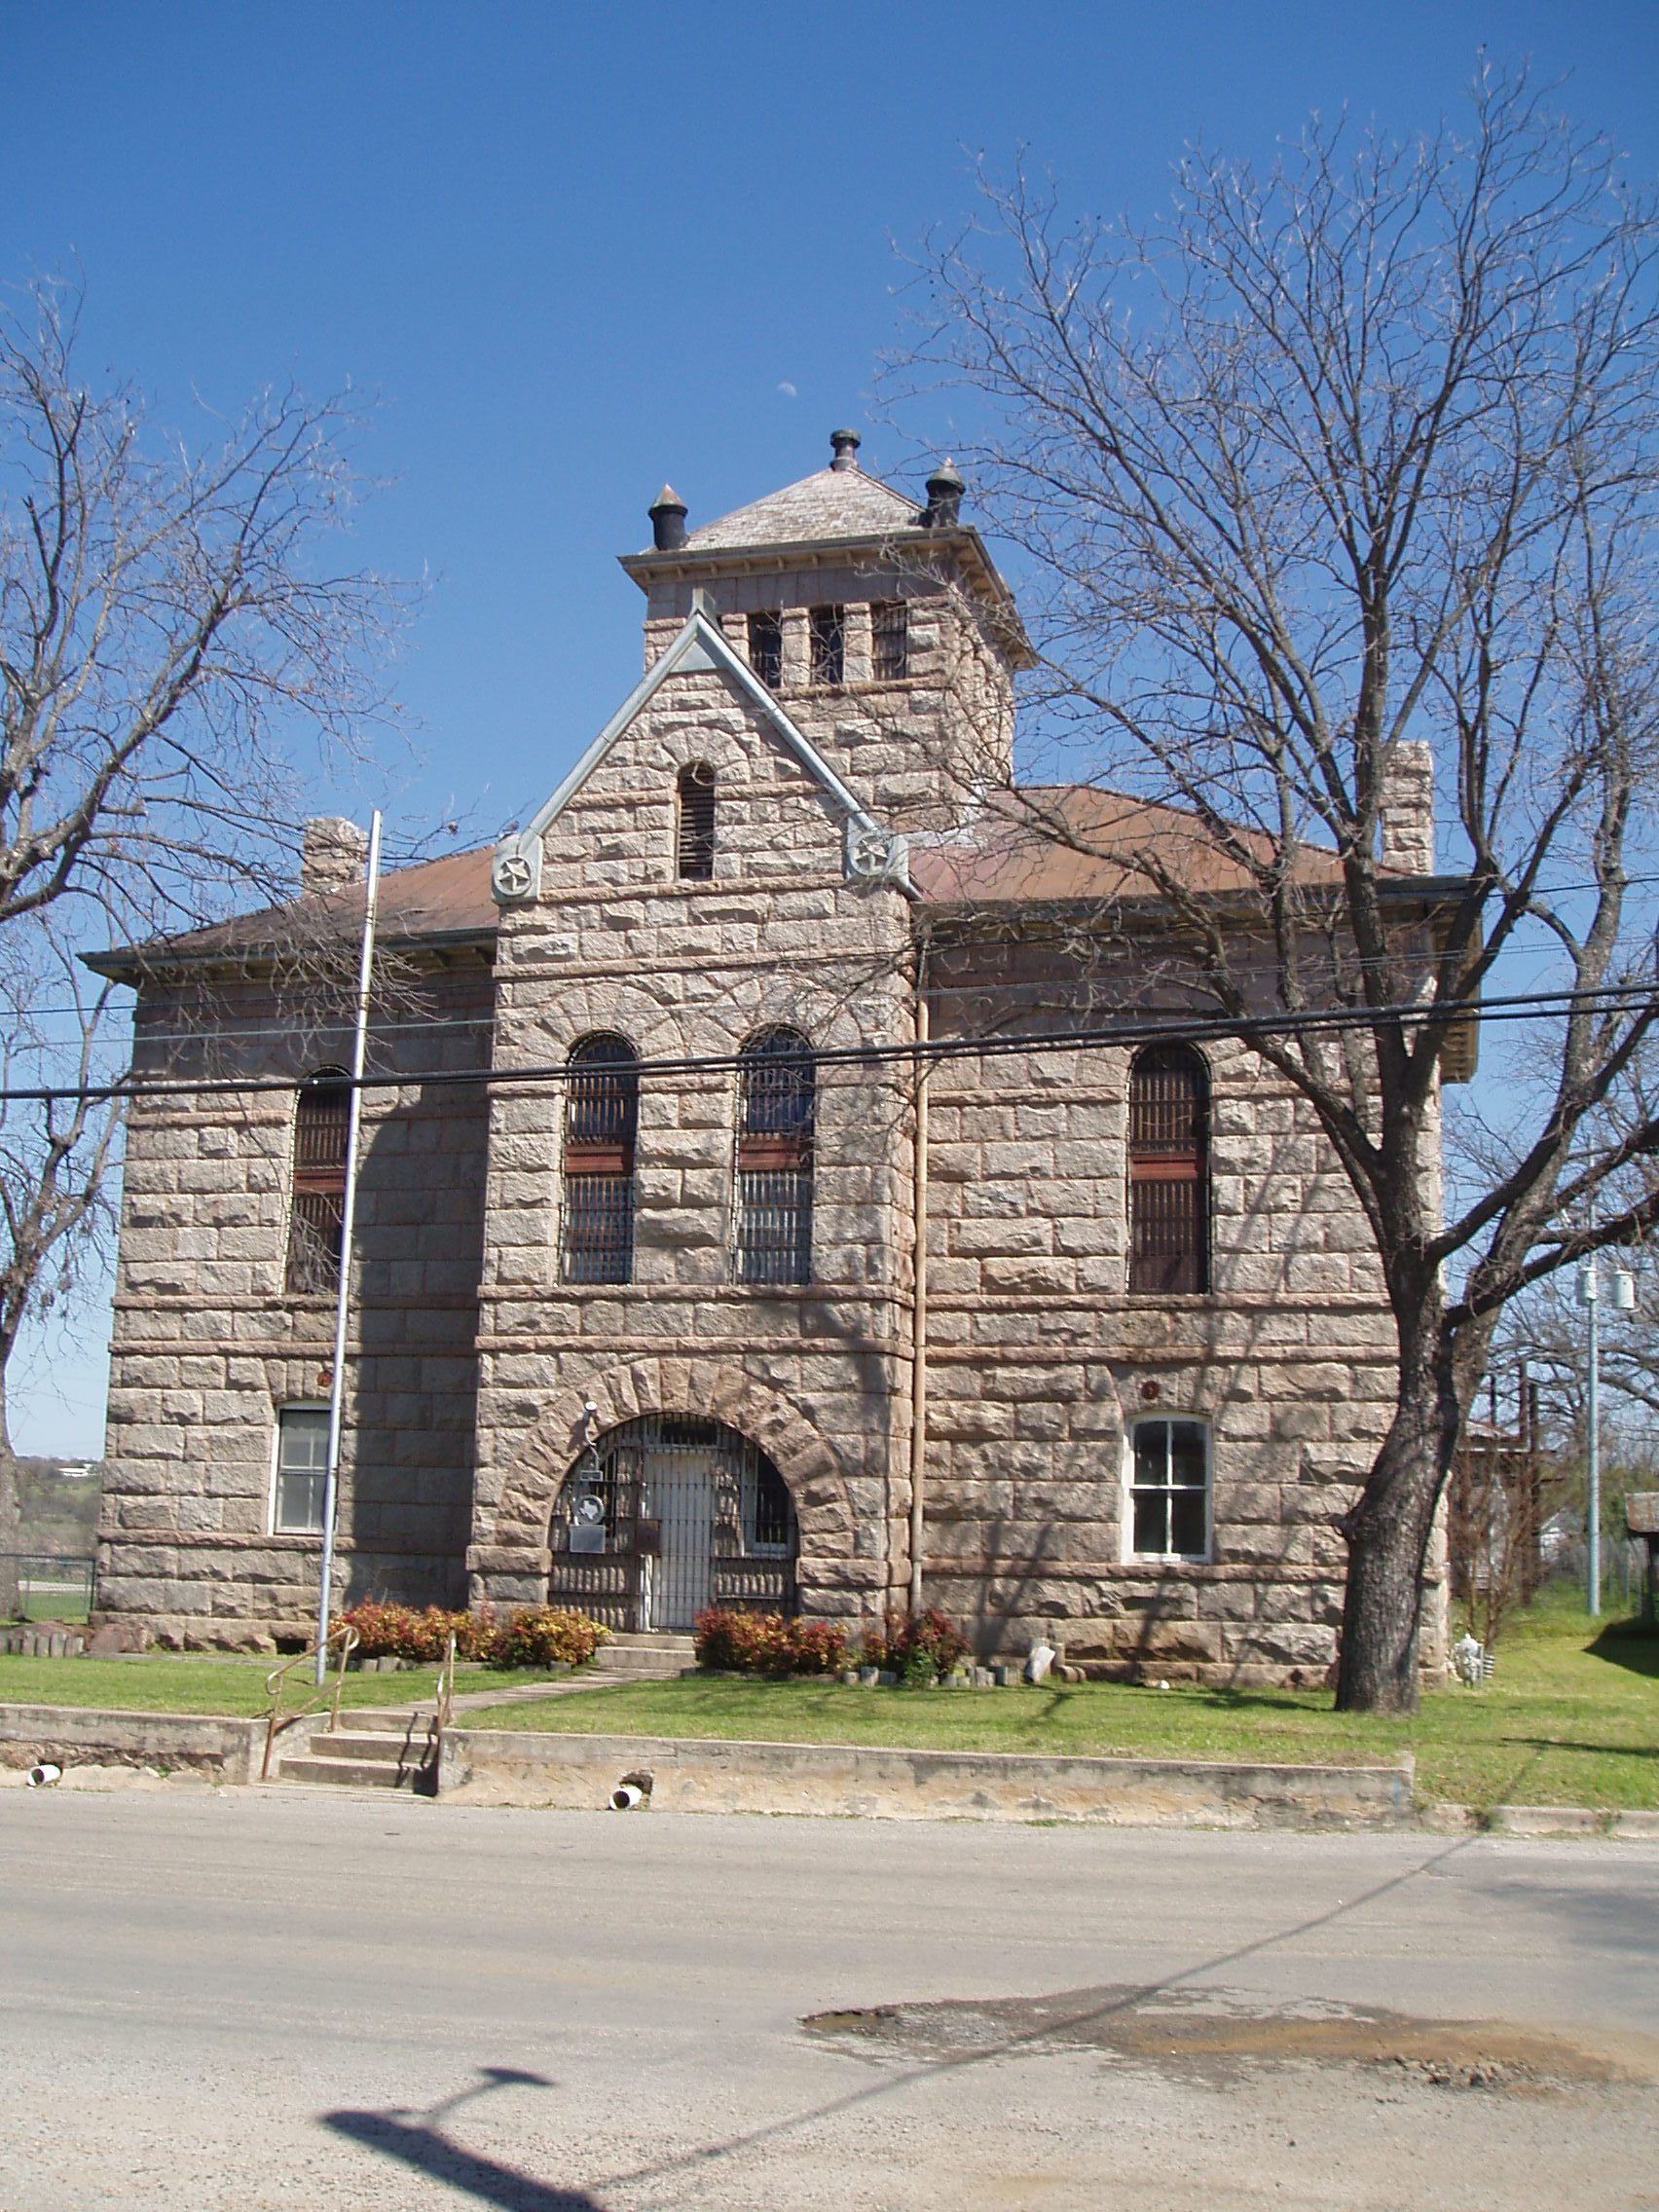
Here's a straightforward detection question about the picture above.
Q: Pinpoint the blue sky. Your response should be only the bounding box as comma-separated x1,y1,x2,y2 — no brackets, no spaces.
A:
7,0,1659,1455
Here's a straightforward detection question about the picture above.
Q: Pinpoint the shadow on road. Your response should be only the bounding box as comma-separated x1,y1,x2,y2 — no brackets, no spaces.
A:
323,2066,601,2212
320,1830,1510,2209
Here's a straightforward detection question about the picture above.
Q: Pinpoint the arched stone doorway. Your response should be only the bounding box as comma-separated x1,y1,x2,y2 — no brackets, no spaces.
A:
546,1415,798,1631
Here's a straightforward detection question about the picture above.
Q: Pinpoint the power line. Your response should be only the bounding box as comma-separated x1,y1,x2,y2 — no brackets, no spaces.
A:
1,978,1655,1109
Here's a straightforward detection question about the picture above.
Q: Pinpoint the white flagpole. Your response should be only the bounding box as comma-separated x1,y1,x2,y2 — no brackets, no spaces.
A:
314,811,384,1682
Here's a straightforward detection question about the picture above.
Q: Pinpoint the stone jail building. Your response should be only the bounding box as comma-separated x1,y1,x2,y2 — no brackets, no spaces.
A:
92,432,1458,1680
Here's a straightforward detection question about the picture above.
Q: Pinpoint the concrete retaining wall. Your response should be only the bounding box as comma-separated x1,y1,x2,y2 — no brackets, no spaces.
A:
0,1706,279,1786
438,1727,1415,1829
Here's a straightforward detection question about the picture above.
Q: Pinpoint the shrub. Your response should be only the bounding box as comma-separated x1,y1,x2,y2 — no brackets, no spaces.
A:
857,1607,970,1684
342,1602,454,1662
341,1600,608,1670
694,1607,849,1677
491,1606,610,1670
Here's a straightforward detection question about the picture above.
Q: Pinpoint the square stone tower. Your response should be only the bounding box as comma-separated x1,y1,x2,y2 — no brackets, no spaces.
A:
466,433,1031,1629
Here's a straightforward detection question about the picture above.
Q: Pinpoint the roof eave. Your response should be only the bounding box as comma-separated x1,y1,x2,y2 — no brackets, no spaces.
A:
83,920,498,986
619,525,1035,668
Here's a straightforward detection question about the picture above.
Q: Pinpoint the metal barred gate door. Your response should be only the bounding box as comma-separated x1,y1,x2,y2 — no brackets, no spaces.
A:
645,1452,718,1629
547,1415,798,1630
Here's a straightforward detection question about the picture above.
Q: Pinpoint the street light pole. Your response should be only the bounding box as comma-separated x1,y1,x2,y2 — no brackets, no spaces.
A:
314,810,384,1683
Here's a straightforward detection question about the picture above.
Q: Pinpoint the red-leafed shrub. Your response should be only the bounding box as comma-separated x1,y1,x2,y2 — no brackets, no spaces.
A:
342,1602,454,1662
859,1608,970,1684
341,1600,607,1670
694,1607,849,1677
490,1606,609,1670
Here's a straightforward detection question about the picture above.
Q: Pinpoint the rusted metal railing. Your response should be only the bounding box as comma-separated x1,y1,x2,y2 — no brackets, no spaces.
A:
429,1631,459,1788
261,1621,359,1781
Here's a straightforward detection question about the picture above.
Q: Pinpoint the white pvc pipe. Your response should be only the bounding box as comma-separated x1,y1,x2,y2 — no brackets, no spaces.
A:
27,1763,61,1788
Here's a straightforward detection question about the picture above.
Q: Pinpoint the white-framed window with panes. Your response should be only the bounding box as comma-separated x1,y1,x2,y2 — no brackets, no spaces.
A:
271,1405,330,1535
1125,1417,1211,1561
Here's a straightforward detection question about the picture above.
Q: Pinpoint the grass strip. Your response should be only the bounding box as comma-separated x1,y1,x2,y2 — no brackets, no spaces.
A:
462,1597,1658,1814
0,1656,557,1717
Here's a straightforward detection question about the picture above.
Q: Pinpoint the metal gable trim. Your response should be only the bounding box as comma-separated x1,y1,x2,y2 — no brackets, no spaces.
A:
491,610,912,903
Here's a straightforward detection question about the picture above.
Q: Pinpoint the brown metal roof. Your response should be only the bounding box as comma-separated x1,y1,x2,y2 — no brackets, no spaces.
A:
88,844,498,977
909,788,1348,907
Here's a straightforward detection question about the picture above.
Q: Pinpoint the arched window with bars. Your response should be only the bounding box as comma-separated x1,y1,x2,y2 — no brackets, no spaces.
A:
285,1068,350,1294
560,1034,639,1284
1128,1045,1210,1294
676,761,716,879
735,1026,814,1286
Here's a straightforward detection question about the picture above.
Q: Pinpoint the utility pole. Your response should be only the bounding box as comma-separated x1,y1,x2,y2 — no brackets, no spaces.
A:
1580,1255,1602,1617
1579,1246,1639,1620
314,811,383,1682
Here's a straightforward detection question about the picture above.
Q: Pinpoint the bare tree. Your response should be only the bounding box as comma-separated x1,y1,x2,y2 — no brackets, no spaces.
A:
0,279,400,939
0,278,406,1527
890,70,1659,1710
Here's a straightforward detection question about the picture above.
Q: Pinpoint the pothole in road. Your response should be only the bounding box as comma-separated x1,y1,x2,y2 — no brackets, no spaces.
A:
802,1985,1655,2095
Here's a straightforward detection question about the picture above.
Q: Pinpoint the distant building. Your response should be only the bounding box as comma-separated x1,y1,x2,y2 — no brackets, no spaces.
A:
91,432,1457,1681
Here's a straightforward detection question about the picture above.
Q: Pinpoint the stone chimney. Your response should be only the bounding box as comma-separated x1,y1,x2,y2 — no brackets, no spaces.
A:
1379,741,1435,874
648,484,688,551
300,816,368,899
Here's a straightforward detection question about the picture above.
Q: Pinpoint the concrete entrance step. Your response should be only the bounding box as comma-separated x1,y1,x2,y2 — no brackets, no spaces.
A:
600,1633,696,1679
277,1725,434,1791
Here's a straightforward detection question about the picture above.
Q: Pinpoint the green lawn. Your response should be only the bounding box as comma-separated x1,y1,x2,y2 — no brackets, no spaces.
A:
464,1596,1659,1813
0,1655,558,1717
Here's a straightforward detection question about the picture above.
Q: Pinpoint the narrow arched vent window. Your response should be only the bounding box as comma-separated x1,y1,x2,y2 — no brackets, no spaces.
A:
561,1034,639,1284
747,609,783,689
285,1068,350,1294
1128,1045,1209,1294
676,762,716,879
808,605,845,686
735,1026,814,1286
871,600,908,682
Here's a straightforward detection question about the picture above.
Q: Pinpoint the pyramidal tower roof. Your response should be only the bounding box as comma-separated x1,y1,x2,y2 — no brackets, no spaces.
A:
619,429,1032,663
678,438,922,554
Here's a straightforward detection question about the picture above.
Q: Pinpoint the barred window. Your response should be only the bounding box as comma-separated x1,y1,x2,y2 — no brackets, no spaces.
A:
736,1025,814,1286
743,1452,793,1554
748,609,783,689
808,605,845,687
676,761,716,879
561,1034,639,1284
1129,1418,1210,1558
285,1068,350,1294
871,600,908,682
1128,1045,1209,1294
273,1405,329,1534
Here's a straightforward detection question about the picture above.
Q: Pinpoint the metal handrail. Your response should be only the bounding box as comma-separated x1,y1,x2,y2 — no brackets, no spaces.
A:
261,1622,360,1780
430,1631,458,1782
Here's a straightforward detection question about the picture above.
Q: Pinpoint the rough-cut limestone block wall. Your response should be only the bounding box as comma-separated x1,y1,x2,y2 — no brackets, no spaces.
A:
640,558,1014,833
95,961,494,1646
469,660,922,1620
916,1019,1426,1686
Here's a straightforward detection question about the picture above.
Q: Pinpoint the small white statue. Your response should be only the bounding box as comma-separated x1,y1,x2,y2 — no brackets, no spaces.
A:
1453,1633,1488,1687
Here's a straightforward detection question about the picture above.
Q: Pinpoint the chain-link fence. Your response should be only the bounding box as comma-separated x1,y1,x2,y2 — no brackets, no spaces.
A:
0,1553,96,1624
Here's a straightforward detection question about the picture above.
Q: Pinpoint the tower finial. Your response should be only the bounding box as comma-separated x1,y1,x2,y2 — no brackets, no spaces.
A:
830,427,862,472
648,484,688,551
922,458,964,528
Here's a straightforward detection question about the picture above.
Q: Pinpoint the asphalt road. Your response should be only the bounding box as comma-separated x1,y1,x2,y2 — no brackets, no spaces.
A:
2,1785,1657,2210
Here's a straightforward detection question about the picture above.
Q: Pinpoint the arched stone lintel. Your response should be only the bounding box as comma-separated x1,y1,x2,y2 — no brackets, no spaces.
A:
480,1355,856,1567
